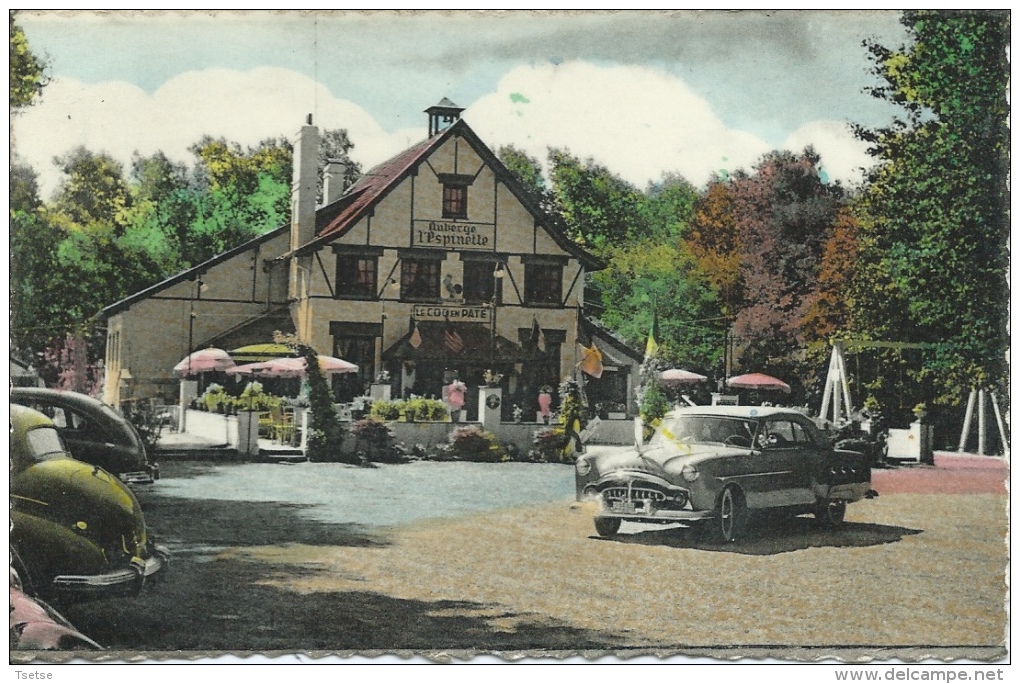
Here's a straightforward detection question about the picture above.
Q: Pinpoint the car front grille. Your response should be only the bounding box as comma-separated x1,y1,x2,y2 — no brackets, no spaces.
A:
603,486,667,502
600,481,688,510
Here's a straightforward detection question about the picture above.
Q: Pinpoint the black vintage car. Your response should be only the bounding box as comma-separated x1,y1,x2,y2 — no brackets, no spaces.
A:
575,406,874,542
10,387,158,484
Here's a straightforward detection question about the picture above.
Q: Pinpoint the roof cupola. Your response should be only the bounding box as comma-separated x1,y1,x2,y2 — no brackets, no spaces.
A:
425,97,464,136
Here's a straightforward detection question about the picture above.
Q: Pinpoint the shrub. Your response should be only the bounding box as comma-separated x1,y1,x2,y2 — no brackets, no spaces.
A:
369,400,401,421
296,343,351,463
352,416,403,463
529,427,569,463
402,397,449,422
447,426,506,463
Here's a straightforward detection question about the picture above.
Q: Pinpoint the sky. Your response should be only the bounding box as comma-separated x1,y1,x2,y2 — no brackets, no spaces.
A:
12,10,911,200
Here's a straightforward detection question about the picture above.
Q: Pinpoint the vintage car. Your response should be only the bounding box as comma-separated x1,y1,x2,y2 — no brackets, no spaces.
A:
574,406,873,542
10,566,101,651
10,404,169,602
10,387,159,484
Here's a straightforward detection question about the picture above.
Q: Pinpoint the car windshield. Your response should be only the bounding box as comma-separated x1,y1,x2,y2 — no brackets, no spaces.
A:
25,426,69,463
652,414,759,448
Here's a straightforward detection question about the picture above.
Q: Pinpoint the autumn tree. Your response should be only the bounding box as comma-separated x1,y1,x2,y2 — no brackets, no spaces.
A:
725,149,847,381
686,178,743,316
851,10,1009,405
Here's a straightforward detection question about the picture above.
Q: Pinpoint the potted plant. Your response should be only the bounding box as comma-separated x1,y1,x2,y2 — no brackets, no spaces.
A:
912,402,928,421
483,369,503,388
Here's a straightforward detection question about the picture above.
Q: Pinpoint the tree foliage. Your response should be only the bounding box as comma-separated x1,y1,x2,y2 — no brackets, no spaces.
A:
729,148,846,375
547,148,649,253
10,16,46,108
10,129,360,368
851,10,1009,405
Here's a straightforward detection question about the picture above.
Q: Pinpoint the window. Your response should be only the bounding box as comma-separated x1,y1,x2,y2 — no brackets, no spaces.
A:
401,258,441,301
462,260,500,304
524,263,562,306
336,254,378,299
442,183,468,219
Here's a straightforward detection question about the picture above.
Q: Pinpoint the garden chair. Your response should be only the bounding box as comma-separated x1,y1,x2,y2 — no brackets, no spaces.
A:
270,405,296,445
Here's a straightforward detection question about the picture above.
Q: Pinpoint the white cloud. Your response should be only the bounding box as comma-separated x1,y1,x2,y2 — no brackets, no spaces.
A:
11,62,876,201
465,61,773,189
783,120,876,187
11,68,426,200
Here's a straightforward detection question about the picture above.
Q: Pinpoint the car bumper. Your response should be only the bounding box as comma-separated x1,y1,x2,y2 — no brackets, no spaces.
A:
119,464,160,485
51,543,169,597
598,502,714,523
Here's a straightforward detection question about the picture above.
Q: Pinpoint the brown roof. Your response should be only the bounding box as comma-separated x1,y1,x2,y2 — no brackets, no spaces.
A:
295,119,604,271
311,132,446,244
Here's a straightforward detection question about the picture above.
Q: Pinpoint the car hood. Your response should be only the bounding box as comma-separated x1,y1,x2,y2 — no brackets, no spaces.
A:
593,444,750,483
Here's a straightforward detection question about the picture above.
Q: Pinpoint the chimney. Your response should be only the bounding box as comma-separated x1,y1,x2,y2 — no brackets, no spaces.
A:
323,158,347,205
290,114,319,299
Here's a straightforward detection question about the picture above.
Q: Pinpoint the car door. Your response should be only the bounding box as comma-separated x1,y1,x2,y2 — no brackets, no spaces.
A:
753,417,816,508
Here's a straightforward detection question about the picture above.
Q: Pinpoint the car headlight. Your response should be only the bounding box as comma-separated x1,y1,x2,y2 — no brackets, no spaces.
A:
681,464,699,482
575,458,592,476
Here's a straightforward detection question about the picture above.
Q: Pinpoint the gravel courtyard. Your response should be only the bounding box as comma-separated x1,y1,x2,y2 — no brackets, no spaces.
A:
57,453,1008,662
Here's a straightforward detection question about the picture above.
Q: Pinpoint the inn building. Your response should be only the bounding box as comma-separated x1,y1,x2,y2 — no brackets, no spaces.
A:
101,101,641,420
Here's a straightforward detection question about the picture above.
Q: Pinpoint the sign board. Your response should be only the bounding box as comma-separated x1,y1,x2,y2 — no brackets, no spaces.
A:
413,220,495,250
412,304,491,322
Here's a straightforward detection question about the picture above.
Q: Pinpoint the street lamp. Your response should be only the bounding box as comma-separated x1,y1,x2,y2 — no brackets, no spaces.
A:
490,262,504,364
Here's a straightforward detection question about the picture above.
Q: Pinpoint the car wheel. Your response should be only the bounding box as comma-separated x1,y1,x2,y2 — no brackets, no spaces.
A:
594,517,621,537
815,499,847,527
9,545,37,597
715,486,747,543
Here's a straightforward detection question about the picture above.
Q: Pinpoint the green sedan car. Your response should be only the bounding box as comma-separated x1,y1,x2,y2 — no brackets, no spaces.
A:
10,404,169,602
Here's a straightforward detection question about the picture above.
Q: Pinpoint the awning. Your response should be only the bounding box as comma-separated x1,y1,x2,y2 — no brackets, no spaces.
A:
382,322,530,362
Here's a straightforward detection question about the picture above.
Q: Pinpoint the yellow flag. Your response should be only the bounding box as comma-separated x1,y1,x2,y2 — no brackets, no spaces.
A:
579,342,604,379
644,312,660,359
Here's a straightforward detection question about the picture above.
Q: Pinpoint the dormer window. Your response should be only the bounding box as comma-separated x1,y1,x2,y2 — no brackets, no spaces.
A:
440,174,472,219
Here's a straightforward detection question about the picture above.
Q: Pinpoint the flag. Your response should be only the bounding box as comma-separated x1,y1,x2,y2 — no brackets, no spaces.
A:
443,329,464,354
530,316,544,352
645,311,660,359
409,322,422,349
579,342,604,379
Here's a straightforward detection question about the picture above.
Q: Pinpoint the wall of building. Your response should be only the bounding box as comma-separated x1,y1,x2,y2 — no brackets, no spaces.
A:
300,130,586,402
104,230,292,407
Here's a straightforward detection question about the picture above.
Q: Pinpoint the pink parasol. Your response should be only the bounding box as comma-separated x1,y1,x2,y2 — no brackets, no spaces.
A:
232,355,357,378
660,368,708,385
726,372,791,393
174,348,236,376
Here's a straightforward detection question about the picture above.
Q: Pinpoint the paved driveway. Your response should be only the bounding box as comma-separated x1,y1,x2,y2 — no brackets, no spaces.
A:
51,452,1006,661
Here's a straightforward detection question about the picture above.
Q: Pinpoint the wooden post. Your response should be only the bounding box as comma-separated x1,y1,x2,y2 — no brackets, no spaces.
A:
990,392,1009,457
958,389,977,453
978,389,988,456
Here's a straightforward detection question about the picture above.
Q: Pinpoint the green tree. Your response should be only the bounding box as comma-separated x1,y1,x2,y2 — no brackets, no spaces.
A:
593,240,723,373
852,10,1009,405
642,172,698,242
498,144,545,193
10,16,46,108
547,148,649,253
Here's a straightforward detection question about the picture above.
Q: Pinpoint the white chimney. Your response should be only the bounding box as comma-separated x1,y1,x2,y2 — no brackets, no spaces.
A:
290,114,319,300
323,158,347,205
